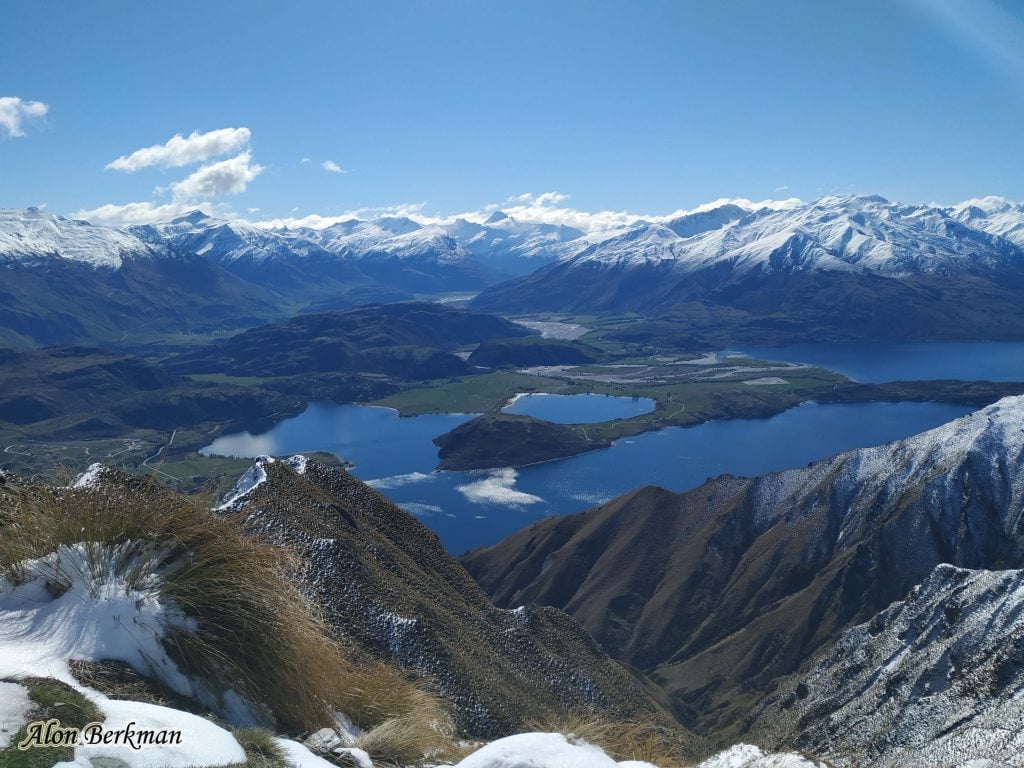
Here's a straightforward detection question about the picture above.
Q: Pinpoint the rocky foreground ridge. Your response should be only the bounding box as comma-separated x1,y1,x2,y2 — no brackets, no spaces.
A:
213,454,675,741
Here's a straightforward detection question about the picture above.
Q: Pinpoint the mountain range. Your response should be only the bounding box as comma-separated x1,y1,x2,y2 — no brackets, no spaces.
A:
4,195,1024,347
471,195,1024,342
461,395,1024,764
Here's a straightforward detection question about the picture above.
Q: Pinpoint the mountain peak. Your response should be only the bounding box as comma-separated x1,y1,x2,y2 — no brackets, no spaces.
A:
485,210,510,224
171,209,215,225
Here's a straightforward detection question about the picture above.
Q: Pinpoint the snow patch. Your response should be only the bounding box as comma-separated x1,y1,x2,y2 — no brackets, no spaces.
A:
0,681,32,748
71,462,107,489
0,543,250,767
454,732,656,767
286,454,309,474
216,456,273,510
278,736,371,768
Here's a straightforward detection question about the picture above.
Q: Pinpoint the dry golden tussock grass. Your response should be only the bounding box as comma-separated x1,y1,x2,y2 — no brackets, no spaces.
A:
527,711,700,767
0,478,456,763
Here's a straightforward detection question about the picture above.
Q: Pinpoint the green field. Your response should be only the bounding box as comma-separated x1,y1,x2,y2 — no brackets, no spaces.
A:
374,363,848,431
374,371,577,415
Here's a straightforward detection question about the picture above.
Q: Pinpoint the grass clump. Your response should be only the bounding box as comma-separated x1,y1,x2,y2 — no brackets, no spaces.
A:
232,727,287,768
526,712,700,768
0,677,102,768
0,478,456,766
351,680,458,765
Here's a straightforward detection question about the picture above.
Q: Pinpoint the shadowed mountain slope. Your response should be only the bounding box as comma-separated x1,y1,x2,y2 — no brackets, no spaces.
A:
167,301,532,378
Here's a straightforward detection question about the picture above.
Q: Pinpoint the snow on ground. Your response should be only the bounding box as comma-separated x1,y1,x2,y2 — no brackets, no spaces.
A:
216,456,273,510
286,454,309,475
60,699,247,768
0,543,197,693
0,681,32,748
697,744,826,767
0,543,250,766
71,462,108,489
453,732,657,767
277,736,372,768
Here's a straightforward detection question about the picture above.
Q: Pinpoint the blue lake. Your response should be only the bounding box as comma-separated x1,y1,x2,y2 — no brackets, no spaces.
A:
502,393,655,423
733,341,1024,383
204,399,973,554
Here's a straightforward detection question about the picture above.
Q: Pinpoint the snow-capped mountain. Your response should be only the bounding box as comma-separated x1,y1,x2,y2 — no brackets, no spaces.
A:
514,195,1024,276
949,195,1024,247
662,203,749,238
0,208,289,346
6,194,1024,345
293,218,507,291
444,212,591,274
472,195,1024,335
126,210,407,306
128,210,333,265
0,207,161,268
297,217,453,259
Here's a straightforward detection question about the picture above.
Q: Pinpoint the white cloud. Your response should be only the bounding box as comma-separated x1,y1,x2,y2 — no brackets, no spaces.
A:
254,192,802,234
106,127,251,172
0,96,48,138
254,202,426,230
399,503,444,517
366,471,432,490
169,152,263,200
322,160,346,174
72,200,230,227
456,468,542,506
300,157,311,164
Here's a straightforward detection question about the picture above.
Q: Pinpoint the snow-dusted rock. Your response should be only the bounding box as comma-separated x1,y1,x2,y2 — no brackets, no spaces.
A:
766,564,1024,767
697,744,826,768
216,456,273,511
750,393,1024,549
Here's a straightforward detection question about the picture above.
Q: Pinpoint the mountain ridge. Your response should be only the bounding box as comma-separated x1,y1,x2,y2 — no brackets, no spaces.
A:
461,396,1024,739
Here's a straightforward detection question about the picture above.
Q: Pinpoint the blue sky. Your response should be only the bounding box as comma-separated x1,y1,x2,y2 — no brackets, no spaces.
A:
2,0,1024,227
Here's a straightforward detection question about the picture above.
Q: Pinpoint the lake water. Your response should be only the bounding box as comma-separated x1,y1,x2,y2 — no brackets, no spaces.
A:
733,341,1024,383
502,393,655,423
204,399,972,554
